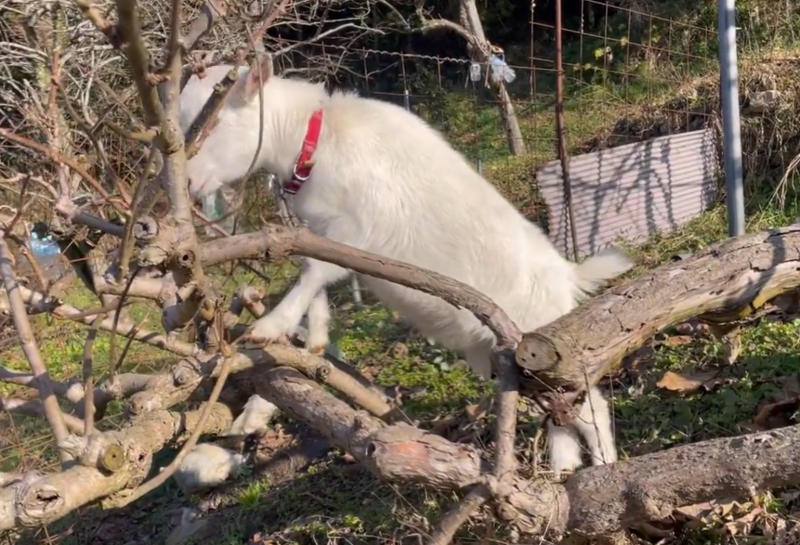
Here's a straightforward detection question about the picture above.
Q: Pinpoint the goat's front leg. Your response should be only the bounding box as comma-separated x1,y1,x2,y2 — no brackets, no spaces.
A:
247,258,348,344
305,288,331,355
546,420,584,476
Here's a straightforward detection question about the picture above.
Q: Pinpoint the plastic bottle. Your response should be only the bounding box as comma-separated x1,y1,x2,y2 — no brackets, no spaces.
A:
489,53,516,84
28,232,60,256
469,62,482,82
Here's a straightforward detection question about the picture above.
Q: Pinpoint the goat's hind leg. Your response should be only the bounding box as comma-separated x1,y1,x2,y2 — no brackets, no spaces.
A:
572,385,617,467
546,386,616,475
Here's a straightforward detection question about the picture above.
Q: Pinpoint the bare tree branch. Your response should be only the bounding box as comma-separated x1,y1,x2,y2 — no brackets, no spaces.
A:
0,396,85,434
0,237,72,467
187,223,522,346
114,0,163,130
0,128,116,205
0,402,236,530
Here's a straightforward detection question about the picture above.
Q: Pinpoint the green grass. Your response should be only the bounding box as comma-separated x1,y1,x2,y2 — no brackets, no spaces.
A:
614,318,800,456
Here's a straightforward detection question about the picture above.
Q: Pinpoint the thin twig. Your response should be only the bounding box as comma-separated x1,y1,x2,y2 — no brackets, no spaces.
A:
81,314,103,436
0,128,116,205
107,267,142,383
0,237,72,466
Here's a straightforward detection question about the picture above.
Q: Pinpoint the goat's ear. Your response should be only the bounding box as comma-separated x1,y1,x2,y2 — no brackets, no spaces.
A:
232,53,274,104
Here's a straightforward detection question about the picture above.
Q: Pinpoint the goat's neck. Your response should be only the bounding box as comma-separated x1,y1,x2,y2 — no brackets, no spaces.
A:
259,103,327,181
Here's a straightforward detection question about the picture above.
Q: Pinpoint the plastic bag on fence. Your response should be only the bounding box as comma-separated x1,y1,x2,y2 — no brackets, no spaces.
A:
489,52,516,84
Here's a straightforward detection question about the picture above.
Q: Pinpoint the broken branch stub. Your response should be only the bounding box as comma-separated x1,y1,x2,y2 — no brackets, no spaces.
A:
516,226,800,409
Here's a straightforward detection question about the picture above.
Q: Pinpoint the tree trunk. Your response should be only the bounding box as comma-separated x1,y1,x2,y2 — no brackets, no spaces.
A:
491,79,526,155
458,0,527,156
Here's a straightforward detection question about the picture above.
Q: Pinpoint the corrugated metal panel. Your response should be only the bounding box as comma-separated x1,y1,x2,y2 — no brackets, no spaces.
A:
536,128,720,260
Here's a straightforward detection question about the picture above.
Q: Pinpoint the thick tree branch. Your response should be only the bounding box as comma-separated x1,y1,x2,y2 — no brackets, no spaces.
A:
193,224,522,348
123,343,396,421
251,365,800,539
157,0,196,227
516,225,800,421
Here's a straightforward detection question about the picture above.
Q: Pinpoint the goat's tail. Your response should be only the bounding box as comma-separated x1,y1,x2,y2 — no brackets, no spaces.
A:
573,246,633,296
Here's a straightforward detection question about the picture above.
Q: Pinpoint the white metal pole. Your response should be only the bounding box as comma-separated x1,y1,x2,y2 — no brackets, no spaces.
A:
718,0,745,236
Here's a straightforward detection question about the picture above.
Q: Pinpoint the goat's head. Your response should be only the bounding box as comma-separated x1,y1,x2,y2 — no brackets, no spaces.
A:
181,55,275,198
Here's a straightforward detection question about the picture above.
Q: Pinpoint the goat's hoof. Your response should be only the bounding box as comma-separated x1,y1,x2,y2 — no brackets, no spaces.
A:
239,334,268,348
550,467,578,482
240,332,292,348
308,344,328,356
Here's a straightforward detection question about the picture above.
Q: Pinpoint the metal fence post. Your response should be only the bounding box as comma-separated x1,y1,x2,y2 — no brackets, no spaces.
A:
719,0,745,237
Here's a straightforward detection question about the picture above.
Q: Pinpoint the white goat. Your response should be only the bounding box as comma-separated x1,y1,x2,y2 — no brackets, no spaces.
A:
178,57,632,474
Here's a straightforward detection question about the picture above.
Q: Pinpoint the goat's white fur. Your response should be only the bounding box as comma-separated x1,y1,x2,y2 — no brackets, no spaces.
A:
173,394,279,494
174,443,247,495
228,394,280,436
179,60,632,474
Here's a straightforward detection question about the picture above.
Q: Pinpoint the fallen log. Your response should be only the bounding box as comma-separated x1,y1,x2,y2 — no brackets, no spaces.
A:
5,353,800,537
516,225,800,414
254,365,800,539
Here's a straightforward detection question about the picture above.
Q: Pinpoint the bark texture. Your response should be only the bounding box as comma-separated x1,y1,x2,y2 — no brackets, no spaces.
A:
516,226,800,415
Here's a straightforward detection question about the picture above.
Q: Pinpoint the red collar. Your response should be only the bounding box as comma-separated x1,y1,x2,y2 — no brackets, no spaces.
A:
283,108,324,195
